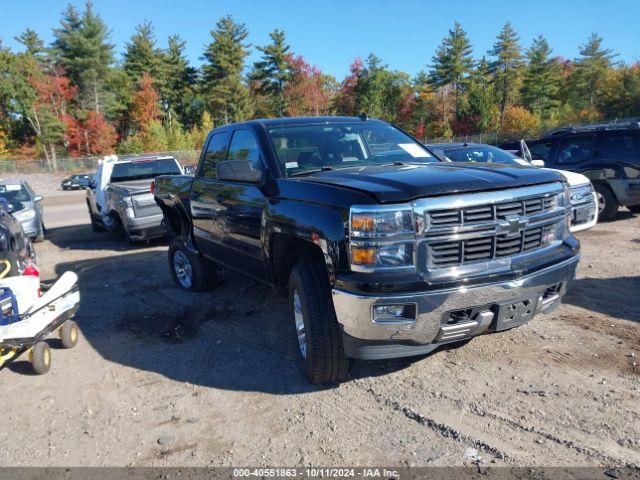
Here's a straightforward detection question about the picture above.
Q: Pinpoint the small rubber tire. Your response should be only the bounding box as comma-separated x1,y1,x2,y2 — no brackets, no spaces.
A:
594,183,618,221
168,238,215,291
628,205,640,214
59,320,79,349
289,261,349,384
30,341,51,375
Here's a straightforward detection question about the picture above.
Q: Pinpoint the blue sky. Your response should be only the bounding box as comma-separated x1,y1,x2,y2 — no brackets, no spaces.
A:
1,0,639,79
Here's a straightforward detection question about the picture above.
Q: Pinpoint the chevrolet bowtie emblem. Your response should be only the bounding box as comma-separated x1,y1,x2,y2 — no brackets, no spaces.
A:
499,215,528,235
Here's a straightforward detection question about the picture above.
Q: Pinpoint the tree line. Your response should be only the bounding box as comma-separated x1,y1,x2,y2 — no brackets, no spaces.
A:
1,2,639,167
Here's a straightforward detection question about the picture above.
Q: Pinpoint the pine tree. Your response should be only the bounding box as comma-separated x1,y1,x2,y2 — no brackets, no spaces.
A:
521,35,561,120
429,22,474,118
201,15,252,125
572,33,618,109
123,21,163,81
52,1,115,113
467,57,497,132
250,29,291,116
15,29,46,57
489,21,524,118
161,35,198,127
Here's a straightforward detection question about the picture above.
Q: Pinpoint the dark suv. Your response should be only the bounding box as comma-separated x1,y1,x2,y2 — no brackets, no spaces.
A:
502,120,640,220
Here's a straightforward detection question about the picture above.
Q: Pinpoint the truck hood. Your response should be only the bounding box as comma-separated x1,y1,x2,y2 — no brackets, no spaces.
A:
109,179,153,194
295,162,566,203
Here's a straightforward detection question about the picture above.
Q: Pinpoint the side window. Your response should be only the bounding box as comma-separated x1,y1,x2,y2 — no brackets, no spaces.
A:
226,130,262,169
557,136,594,165
529,141,554,161
199,132,229,179
599,132,640,160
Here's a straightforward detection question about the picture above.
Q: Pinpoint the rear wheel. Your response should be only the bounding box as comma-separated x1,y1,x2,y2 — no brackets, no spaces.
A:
594,184,618,221
59,320,79,349
30,341,51,374
168,238,215,291
289,261,349,384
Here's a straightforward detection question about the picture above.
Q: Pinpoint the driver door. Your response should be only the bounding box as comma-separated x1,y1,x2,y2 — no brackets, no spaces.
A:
210,128,268,281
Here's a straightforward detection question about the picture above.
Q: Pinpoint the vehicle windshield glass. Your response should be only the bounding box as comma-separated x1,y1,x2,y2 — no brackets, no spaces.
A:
0,184,30,203
110,159,182,182
266,122,435,177
443,145,526,165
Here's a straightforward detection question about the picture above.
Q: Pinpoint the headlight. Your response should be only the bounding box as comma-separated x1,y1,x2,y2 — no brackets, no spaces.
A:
350,209,413,238
15,208,36,220
569,184,594,205
350,207,415,271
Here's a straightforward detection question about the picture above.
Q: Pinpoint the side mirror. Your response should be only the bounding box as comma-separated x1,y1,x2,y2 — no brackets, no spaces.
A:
217,160,264,184
531,159,545,167
33,195,43,202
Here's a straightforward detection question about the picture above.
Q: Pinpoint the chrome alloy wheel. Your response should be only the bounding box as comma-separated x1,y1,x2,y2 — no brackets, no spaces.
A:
293,289,307,358
596,191,606,213
173,250,193,289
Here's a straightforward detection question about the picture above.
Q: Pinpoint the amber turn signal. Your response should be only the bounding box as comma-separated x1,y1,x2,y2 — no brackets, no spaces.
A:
351,214,375,232
351,247,376,265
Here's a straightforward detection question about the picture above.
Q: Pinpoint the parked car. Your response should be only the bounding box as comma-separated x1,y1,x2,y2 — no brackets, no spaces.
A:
426,142,598,233
154,116,580,384
0,198,37,276
0,179,45,242
61,173,92,190
86,155,183,242
499,119,640,220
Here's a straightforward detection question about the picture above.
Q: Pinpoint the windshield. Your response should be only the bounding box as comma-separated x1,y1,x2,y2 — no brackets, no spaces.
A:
442,145,527,165
110,158,182,182
266,122,435,177
0,184,30,204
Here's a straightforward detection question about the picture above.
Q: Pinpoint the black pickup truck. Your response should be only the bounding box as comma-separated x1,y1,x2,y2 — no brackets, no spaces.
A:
154,116,580,384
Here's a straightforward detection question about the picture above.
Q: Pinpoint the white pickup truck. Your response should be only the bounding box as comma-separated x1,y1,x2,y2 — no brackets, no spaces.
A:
86,155,183,242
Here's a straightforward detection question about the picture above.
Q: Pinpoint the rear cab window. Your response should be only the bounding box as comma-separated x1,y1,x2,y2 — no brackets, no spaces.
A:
598,132,640,161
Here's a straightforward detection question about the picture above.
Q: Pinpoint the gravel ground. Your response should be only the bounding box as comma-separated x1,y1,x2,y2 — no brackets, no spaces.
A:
0,195,638,468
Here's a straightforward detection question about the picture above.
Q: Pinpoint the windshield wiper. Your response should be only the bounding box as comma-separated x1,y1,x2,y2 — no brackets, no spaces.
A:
288,166,334,177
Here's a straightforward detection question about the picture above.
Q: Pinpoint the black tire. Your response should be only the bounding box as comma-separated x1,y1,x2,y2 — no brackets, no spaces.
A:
168,238,215,291
33,222,45,243
30,341,51,374
628,205,640,214
594,184,618,221
87,201,105,232
59,320,79,349
289,261,349,384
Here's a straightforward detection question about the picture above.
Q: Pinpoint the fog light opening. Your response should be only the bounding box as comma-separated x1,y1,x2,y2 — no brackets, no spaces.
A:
372,303,417,324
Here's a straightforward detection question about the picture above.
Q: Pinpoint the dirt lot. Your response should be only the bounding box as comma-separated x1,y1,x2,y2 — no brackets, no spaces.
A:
0,191,639,468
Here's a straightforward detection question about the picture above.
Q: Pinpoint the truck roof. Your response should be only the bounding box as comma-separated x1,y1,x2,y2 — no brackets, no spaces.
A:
227,116,386,129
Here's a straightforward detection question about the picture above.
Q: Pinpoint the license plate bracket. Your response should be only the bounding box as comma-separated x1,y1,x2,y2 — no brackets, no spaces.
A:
574,205,594,223
494,297,538,331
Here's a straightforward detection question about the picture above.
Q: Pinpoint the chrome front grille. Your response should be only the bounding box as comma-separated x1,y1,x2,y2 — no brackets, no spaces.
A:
427,196,555,228
429,224,555,268
413,182,569,280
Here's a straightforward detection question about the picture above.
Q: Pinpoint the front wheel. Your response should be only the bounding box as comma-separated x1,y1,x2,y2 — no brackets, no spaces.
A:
289,261,349,384
594,184,618,221
168,238,215,291
30,341,51,374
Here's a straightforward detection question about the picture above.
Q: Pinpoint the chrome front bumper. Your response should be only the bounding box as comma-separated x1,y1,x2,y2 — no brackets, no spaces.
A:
332,255,580,359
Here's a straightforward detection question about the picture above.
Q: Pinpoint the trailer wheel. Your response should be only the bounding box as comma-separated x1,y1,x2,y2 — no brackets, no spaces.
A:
60,320,79,349
30,342,51,374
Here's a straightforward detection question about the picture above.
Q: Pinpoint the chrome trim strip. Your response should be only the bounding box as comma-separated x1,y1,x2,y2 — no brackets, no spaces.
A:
412,182,564,212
